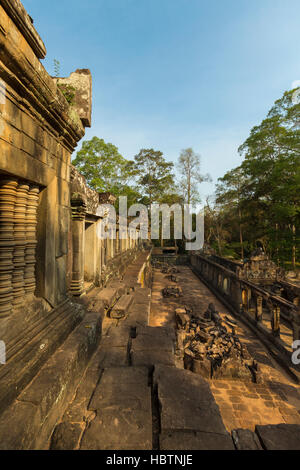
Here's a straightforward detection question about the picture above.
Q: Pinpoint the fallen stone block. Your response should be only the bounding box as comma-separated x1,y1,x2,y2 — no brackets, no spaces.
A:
232,429,263,450
162,286,183,298
110,294,134,319
175,308,190,329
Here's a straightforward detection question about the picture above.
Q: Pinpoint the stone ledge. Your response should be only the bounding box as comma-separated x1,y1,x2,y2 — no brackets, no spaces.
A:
1,0,46,59
0,299,85,416
0,311,101,449
0,4,87,150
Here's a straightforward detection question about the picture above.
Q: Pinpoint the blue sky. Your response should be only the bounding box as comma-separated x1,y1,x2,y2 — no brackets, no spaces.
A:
23,0,300,197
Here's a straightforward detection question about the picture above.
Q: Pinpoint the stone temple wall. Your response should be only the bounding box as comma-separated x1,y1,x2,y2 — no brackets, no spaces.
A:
69,165,142,295
0,0,93,336
0,1,144,414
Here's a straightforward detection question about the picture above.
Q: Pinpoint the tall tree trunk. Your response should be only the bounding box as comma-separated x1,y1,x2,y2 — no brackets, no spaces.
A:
292,224,296,270
238,206,244,260
275,223,280,266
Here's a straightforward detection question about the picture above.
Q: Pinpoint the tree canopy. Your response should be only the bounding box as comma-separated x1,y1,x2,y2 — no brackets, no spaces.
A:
132,148,175,206
207,88,300,267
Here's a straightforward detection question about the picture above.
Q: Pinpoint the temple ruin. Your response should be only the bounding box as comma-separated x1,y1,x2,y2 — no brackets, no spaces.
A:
0,0,300,451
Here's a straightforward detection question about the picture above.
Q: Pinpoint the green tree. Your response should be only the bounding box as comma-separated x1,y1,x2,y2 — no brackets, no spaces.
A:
211,88,300,267
238,88,300,267
216,167,245,259
132,148,175,205
72,137,139,205
177,148,211,205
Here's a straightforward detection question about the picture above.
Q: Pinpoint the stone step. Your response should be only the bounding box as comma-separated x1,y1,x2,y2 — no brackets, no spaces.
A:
94,287,119,310
0,311,102,450
110,294,134,319
50,345,106,450
0,300,85,416
80,367,152,450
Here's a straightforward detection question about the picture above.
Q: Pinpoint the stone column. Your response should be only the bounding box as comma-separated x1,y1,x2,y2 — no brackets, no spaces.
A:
272,305,281,338
12,182,29,304
0,177,18,317
292,311,300,343
241,288,248,313
255,295,263,322
256,296,263,322
24,185,40,295
70,195,86,296
116,229,119,254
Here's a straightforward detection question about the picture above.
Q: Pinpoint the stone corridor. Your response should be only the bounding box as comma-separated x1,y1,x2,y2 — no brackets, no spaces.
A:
1,257,300,450
150,266,300,433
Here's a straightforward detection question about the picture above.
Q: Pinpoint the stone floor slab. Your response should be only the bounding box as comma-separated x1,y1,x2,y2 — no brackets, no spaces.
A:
154,365,228,436
81,367,152,450
160,430,235,450
255,424,300,450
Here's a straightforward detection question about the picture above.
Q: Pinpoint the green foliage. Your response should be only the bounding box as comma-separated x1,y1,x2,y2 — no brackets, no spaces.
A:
208,88,300,267
58,83,76,106
73,137,140,203
132,148,175,205
53,59,60,77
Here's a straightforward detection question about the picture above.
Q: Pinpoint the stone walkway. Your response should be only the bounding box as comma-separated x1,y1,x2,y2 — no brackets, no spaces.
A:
10,257,299,450
150,266,300,432
49,259,235,450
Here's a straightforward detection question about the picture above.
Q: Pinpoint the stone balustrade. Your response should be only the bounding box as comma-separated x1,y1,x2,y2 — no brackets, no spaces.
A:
0,176,40,316
190,254,300,359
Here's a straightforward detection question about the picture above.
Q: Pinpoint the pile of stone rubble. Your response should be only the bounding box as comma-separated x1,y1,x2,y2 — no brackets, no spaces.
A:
162,286,183,298
176,303,260,382
161,265,180,274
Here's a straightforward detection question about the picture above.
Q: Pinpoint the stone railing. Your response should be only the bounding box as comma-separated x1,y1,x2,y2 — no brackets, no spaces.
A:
190,254,300,361
209,254,243,274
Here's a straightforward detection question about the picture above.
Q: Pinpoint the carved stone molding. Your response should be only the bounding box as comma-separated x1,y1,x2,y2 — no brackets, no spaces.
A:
12,182,29,305
0,176,40,315
0,177,18,317
24,185,40,295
